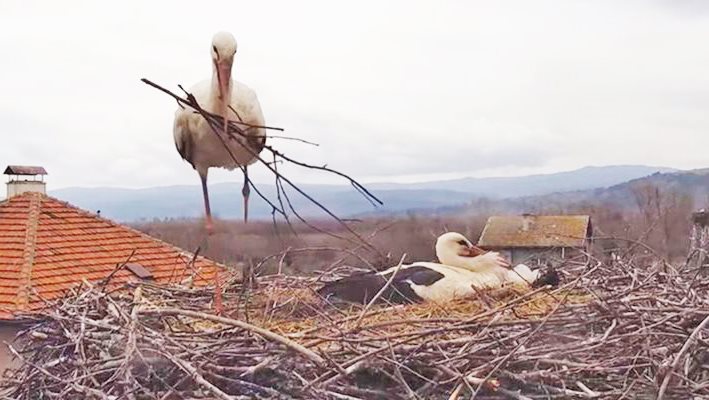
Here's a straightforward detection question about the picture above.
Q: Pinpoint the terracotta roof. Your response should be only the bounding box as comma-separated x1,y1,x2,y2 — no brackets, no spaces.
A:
0,192,220,320
3,166,47,175
478,215,591,249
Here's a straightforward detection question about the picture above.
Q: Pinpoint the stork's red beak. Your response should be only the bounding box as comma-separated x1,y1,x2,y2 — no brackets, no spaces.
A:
215,61,232,107
458,247,479,257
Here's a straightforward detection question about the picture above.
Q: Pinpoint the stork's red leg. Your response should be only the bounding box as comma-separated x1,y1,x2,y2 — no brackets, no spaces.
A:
200,171,214,234
199,171,221,313
242,167,250,223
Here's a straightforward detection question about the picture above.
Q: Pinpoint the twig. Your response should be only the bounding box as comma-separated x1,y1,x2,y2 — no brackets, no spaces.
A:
139,307,326,367
656,314,709,400
355,254,407,326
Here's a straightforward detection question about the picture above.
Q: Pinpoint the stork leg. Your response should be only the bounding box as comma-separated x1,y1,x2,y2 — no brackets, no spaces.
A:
242,167,250,223
199,170,222,314
199,171,214,234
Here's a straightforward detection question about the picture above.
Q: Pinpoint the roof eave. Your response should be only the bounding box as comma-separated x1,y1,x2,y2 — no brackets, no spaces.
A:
481,244,587,249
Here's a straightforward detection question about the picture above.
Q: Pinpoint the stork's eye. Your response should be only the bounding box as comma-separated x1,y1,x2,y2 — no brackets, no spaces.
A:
212,45,219,57
457,240,467,246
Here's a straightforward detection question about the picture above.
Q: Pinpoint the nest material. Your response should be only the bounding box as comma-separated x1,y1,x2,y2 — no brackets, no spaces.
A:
1,256,708,399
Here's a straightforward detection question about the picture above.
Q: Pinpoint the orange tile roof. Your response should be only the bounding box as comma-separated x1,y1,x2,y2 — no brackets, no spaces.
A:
478,215,592,249
0,192,221,320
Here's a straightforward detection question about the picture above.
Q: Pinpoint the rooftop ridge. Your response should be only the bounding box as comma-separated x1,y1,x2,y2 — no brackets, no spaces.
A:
478,214,592,249
16,192,42,312
37,194,229,273
1,192,229,273
0,191,224,320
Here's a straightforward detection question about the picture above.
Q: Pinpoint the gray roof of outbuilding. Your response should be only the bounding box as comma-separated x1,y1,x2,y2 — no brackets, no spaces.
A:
478,215,591,248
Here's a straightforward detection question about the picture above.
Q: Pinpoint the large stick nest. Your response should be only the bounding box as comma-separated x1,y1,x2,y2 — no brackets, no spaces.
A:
1,254,708,399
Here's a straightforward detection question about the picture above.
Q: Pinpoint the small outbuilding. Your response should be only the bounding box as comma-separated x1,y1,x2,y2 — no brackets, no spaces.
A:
478,214,592,265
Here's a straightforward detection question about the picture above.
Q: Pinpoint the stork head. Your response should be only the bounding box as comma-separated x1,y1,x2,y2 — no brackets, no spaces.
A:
435,232,510,272
211,32,237,103
435,232,479,265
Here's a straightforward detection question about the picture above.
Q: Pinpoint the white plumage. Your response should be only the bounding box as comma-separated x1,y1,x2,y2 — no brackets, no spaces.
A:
376,262,494,303
317,232,543,304
435,233,540,290
173,31,266,230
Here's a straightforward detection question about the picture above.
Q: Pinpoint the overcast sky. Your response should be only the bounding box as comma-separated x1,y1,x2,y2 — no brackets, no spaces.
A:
1,0,707,189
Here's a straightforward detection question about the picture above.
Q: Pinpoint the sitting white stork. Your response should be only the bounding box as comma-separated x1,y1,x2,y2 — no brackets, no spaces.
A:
317,232,551,304
434,232,541,288
173,31,266,231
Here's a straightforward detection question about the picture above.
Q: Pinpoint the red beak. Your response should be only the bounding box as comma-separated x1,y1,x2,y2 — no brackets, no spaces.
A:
214,61,232,111
214,60,232,135
458,246,485,257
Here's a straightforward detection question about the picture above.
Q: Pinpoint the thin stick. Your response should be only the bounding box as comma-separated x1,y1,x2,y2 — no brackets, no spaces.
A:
161,351,235,400
657,314,709,400
139,307,326,366
354,254,407,326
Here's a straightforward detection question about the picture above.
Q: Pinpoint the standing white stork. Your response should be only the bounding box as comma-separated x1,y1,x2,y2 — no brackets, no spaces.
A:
173,31,266,232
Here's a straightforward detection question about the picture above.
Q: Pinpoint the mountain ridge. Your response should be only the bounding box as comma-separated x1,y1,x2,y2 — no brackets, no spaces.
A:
46,165,677,221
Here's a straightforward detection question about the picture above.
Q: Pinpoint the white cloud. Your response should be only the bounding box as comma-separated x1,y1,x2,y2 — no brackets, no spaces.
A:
0,0,707,189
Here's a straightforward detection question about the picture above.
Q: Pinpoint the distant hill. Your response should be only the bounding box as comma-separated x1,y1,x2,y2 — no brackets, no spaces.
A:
49,184,475,221
368,165,676,196
48,165,676,221
452,168,709,215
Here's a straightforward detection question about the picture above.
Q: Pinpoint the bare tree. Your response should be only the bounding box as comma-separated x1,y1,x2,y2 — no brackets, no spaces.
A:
630,183,693,259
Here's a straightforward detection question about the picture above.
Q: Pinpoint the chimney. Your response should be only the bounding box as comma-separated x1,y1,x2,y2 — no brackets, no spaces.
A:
4,165,48,198
521,213,535,232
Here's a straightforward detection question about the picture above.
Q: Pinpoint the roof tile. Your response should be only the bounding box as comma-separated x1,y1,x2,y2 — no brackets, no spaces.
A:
0,192,221,320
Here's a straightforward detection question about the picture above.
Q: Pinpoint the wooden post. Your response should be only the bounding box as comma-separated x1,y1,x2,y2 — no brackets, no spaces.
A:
687,209,709,269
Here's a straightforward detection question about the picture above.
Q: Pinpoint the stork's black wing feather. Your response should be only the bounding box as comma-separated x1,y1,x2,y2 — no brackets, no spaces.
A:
174,114,196,169
317,266,444,304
